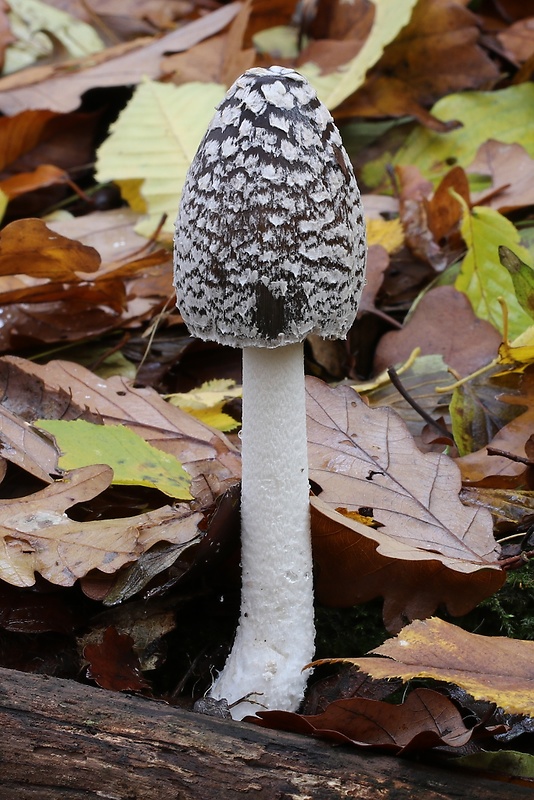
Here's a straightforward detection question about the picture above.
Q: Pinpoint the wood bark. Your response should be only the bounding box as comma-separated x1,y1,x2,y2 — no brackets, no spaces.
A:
0,666,530,799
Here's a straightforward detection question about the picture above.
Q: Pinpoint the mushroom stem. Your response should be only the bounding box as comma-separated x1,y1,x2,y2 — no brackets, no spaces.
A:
210,342,314,719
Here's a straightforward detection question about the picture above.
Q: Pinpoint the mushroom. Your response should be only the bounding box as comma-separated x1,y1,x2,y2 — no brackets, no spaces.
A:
174,66,366,719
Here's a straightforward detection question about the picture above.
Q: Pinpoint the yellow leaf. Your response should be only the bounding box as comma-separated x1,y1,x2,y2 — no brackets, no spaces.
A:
186,405,240,432
95,80,226,239
366,217,404,253
498,325,534,369
454,195,533,338
36,419,192,500
313,617,534,717
167,379,241,432
300,0,418,109
5,0,104,74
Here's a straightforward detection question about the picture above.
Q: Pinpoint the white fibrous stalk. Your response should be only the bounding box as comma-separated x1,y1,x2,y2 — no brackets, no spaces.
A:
210,343,314,719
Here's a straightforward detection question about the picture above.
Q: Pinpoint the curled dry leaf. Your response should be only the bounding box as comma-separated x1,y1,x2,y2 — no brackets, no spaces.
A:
306,377,504,631
0,464,202,588
324,617,534,718
0,218,101,279
252,687,485,753
0,4,241,115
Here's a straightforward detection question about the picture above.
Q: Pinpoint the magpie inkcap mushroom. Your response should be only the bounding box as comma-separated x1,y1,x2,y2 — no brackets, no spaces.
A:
174,65,366,719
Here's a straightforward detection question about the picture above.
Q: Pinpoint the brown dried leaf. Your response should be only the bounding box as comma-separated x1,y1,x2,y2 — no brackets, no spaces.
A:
0,218,100,279
84,626,150,692
0,212,173,352
0,356,241,498
456,372,534,482
252,687,480,752
468,140,534,214
336,617,534,717
0,109,58,170
0,164,72,199
306,377,504,631
497,17,534,63
0,464,202,588
0,405,58,482
338,0,499,126
0,5,240,114
374,286,502,378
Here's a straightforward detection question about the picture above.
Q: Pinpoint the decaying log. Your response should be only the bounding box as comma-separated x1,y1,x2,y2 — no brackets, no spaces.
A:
0,666,530,799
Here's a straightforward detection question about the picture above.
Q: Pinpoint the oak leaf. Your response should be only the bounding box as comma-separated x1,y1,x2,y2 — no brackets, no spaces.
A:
306,377,504,631
0,464,202,588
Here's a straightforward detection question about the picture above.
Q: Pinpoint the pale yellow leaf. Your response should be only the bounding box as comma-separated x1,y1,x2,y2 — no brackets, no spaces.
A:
95,80,226,239
300,0,417,109
5,0,104,74
366,217,404,253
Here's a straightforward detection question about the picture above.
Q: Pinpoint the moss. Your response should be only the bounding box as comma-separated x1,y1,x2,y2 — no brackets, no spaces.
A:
314,599,388,659
445,562,534,640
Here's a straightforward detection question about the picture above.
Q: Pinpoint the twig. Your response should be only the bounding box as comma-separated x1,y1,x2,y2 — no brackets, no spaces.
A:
387,366,451,439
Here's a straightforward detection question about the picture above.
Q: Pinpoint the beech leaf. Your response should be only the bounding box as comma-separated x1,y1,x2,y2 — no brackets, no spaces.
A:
327,617,534,717
95,79,226,238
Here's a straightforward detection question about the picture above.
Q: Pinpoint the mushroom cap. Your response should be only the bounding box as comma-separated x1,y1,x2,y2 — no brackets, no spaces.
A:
174,66,366,348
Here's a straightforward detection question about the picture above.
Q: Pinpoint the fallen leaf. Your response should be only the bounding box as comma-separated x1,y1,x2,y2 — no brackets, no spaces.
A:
36,419,193,499
460,485,534,527
456,371,534,482
7,0,105,64
0,356,241,501
455,199,534,338
468,140,534,213
95,79,226,238
396,164,445,269
394,83,534,182
252,687,486,752
0,217,100,278
498,18,534,63
0,464,202,588
499,246,534,322
366,218,404,254
0,163,74,199
450,367,525,457
374,286,502,377
337,0,499,128
84,626,150,692
0,108,58,170
306,377,504,631
0,3,240,114
333,617,534,717
167,379,241,432
299,0,418,110
362,353,454,449
0,404,58,482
